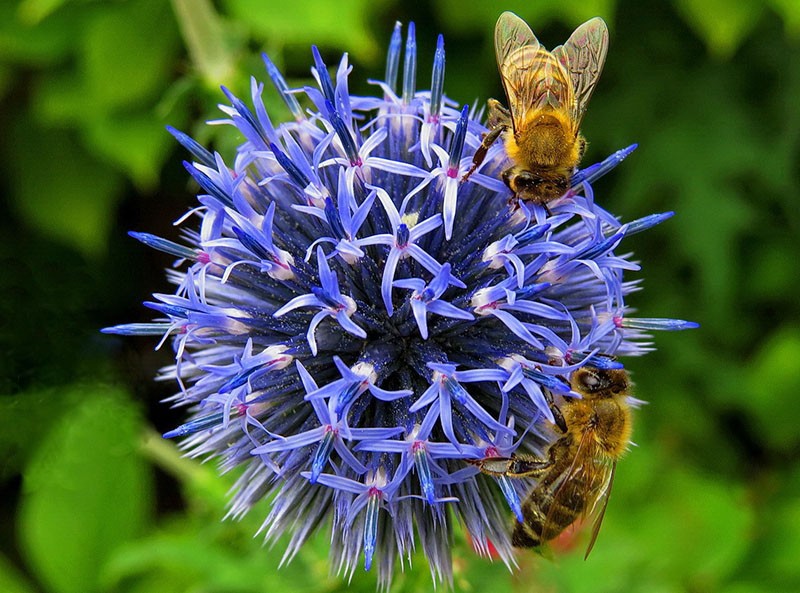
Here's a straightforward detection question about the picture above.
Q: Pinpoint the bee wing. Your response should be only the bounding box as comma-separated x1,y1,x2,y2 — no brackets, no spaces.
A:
543,427,613,546
551,17,609,133
584,460,616,559
495,12,539,135
495,12,574,135
495,12,540,71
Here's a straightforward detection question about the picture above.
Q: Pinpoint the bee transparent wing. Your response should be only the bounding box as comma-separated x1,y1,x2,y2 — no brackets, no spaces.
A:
584,460,616,559
495,12,539,70
542,427,613,545
551,17,609,133
494,13,539,134
495,13,574,135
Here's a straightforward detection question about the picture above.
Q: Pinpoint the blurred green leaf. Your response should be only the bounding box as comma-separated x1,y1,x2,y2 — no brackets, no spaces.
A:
0,553,36,593
0,388,66,478
0,2,77,64
747,237,799,301
0,64,12,99
741,327,800,449
735,467,800,591
18,385,152,593
605,66,760,336
720,584,773,593
81,0,179,113
84,112,175,190
171,0,238,87
14,0,182,188
675,0,763,57
139,431,233,515
434,0,617,33
223,0,382,61
4,114,124,257
103,518,345,593
770,0,800,35
17,0,69,25
530,456,752,593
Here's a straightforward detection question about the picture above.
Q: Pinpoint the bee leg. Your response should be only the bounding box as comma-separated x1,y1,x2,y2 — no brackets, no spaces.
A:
485,98,511,128
500,169,522,209
506,453,553,478
466,456,515,476
577,136,587,161
462,124,505,183
543,389,568,434
468,454,552,478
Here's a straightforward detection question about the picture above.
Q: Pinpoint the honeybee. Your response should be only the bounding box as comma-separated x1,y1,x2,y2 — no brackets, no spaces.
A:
462,12,609,206
472,365,632,556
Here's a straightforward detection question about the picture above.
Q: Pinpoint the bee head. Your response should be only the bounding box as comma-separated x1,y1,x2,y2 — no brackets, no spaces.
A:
504,169,568,204
571,366,630,399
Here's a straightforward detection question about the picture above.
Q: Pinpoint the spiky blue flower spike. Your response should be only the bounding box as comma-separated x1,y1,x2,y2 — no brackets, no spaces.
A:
103,22,697,589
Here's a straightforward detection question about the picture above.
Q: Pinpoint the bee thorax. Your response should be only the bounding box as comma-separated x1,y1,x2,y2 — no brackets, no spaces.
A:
508,113,578,168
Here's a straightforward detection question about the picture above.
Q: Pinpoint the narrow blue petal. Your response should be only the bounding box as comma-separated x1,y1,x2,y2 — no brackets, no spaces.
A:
402,21,416,103
310,429,336,483
262,52,304,120
184,161,234,208
325,100,360,164
101,323,173,336
385,21,402,93
306,472,366,495
448,105,469,171
621,317,700,331
497,475,524,523
363,492,380,570
426,300,473,321
127,232,197,261
143,301,189,319
334,383,363,418
166,126,215,168
515,223,551,244
251,426,327,454
577,229,625,261
624,212,675,236
574,354,625,369
570,144,638,187
270,142,310,187
163,412,226,438
430,34,445,118
414,447,436,504
311,46,336,103
521,368,571,393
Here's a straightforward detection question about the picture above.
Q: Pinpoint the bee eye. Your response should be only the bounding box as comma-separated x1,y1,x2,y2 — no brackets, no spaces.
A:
579,372,599,389
515,173,538,190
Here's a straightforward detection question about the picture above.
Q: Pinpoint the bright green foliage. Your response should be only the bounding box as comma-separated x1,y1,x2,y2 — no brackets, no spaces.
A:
5,115,125,257
741,328,800,449
0,553,36,593
434,0,618,33
675,0,763,58
224,0,385,60
17,387,151,593
1,0,799,592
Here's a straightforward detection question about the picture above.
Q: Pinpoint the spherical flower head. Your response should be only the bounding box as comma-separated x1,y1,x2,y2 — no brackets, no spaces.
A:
104,22,697,588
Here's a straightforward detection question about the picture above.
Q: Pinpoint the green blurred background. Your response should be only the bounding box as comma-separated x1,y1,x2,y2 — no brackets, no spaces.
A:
1,0,798,591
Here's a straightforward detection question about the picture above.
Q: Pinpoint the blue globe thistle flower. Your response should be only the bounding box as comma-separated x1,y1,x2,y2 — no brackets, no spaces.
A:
105,21,697,588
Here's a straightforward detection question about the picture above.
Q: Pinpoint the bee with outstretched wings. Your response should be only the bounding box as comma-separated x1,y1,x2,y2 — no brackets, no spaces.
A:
463,12,609,206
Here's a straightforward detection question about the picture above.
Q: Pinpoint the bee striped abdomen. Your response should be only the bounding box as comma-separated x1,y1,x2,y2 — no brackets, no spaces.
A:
513,474,589,548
